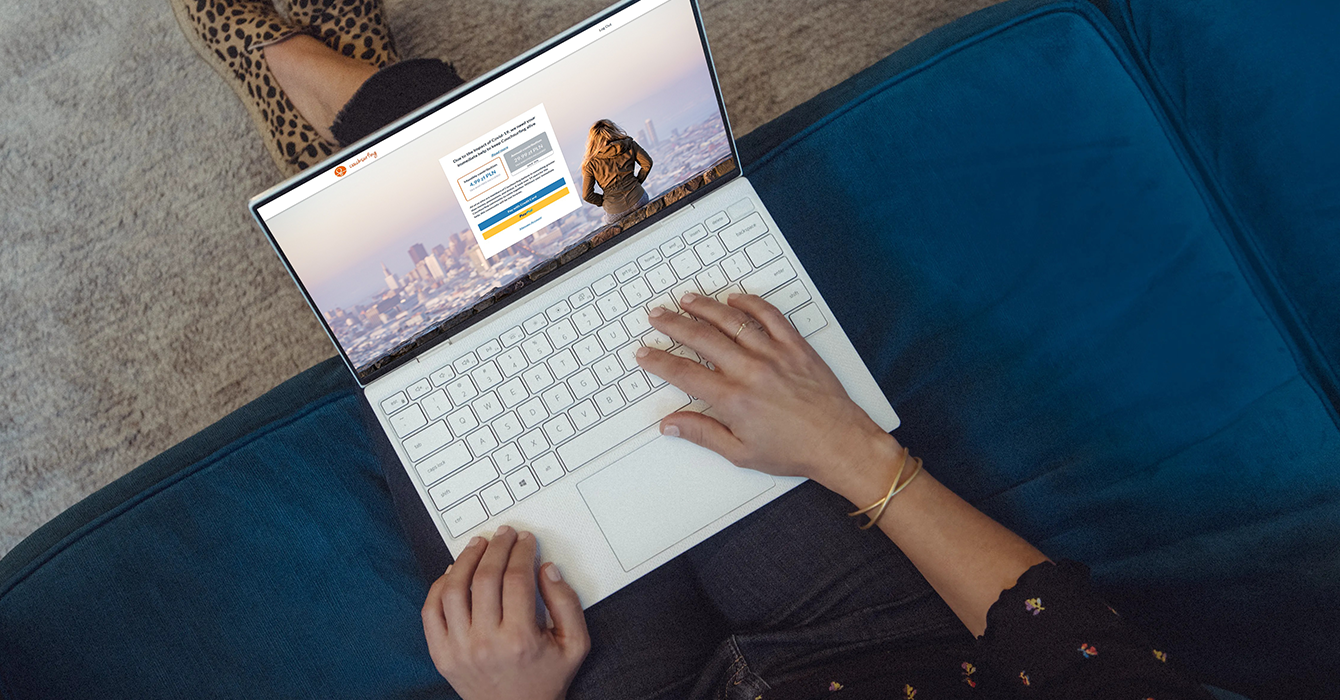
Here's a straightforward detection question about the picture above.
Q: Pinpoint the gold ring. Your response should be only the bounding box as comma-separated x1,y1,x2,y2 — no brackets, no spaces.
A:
733,321,749,341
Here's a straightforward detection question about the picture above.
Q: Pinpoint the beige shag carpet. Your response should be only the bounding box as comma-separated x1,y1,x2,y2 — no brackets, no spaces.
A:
0,0,995,555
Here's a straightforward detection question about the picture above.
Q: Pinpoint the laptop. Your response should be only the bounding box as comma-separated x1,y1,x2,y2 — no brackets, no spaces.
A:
249,0,898,608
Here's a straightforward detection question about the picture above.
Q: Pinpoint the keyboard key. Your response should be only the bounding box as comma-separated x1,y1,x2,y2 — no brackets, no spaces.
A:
390,405,428,438
546,319,579,348
705,211,731,231
682,223,709,244
623,310,652,337
647,293,678,315
521,312,547,334
500,326,525,346
659,236,686,257
521,334,555,363
695,265,730,294
745,235,783,267
616,343,642,371
669,251,701,279
518,429,550,459
429,365,455,386
715,283,745,303
533,453,564,485
641,331,673,352
719,212,767,250
505,467,540,501
597,323,631,352
573,336,604,365
727,198,756,220
592,274,618,296
593,355,624,385
497,378,528,408
670,345,701,364
636,249,662,269
476,339,503,360
693,237,726,265
452,352,479,373
471,392,504,422
569,399,601,430
618,372,652,401
445,375,479,404
481,481,514,515
568,287,595,308
466,426,500,457
596,293,629,321
447,406,479,436
496,347,528,377
380,392,409,414
547,348,580,379
422,389,453,419
765,279,813,315
568,368,600,399
492,412,524,443
572,306,603,335
406,378,433,401
594,385,627,416
741,258,797,296
789,303,828,337
517,397,549,429
542,414,576,444
405,422,453,462
614,262,640,283
671,281,701,307
470,362,503,392
541,382,575,413
545,300,572,321
415,441,472,486
443,496,488,537
721,251,752,280
493,442,525,473
621,278,653,306
646,263,676,292
558,384,691,470
522,364,555,393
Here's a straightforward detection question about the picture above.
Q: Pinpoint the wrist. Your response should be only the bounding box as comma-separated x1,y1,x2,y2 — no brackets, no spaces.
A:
819,428,907,507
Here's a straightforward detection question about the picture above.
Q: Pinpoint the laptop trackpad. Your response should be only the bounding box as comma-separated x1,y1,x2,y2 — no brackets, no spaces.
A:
577,435,775,571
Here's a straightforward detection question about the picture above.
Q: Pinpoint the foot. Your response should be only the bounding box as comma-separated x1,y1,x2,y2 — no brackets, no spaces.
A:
282,0,401,68
168,0,337,175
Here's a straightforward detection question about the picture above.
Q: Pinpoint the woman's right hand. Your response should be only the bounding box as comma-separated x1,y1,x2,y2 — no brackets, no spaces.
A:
635,292,902,500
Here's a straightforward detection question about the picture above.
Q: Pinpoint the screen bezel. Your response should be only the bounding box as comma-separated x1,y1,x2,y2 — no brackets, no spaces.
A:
248,0,740,387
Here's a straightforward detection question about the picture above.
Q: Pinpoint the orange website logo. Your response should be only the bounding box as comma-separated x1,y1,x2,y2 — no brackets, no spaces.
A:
334,165,347,177
334,150,378,178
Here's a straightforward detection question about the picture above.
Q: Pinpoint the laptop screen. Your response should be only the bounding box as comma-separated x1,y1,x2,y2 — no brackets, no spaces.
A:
251,0,736,382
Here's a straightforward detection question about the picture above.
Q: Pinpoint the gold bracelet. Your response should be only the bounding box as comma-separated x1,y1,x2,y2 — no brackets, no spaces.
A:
848,449,924,530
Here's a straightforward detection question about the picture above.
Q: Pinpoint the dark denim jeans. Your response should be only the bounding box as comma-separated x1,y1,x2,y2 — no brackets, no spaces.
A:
570,480,972,699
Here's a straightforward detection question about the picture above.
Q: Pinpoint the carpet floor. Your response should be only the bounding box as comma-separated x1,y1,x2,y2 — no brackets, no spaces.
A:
0,0,995,556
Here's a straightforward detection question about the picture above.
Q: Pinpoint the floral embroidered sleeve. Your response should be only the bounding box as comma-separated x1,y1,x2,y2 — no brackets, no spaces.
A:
978,560,1214,700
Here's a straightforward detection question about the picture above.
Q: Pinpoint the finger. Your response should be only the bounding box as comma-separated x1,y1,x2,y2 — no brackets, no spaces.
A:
442,536,487,631
538,562,591,661
636,346,724,402
647,302,748,368
659,411,747,464
678,292,764,345
501,530,540,629
472,525,518,627
728,293,803,343
421,567,452,653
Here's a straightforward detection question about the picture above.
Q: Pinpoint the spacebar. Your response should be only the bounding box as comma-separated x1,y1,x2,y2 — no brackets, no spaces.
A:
558,384,691,470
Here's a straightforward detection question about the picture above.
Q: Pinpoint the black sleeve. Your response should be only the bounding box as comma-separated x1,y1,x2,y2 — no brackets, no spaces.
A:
978,560,1214,700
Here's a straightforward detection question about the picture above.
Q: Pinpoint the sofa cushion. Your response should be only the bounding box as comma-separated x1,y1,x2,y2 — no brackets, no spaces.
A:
1099,0,1340,419
742,1,1338,696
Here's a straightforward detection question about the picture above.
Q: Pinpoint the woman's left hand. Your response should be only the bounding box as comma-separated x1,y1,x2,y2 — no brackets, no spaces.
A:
421,526,590,700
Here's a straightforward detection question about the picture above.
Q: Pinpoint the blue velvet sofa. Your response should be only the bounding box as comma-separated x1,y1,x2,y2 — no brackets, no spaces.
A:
3,1,1335,698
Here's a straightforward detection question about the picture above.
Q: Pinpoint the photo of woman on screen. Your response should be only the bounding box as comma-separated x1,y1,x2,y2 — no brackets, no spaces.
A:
580,119,654,223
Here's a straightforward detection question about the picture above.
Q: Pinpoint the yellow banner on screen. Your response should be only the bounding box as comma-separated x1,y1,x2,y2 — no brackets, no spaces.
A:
481,186,572,240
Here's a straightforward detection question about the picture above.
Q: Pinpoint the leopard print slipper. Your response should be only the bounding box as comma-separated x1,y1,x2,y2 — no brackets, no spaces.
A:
281,0,400,69
169,0,338,176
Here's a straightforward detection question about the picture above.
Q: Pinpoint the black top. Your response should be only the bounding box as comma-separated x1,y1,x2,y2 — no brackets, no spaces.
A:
763,561,1213,700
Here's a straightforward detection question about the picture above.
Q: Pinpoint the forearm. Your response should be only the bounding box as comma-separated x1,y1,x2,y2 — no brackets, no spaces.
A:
828,433,1048,637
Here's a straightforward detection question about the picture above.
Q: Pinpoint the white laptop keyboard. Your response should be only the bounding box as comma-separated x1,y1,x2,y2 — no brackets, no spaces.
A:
378,199,830,538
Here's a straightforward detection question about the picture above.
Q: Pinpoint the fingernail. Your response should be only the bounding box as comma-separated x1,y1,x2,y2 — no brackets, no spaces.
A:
518,530,532,541
545,563,563,582
636,346,650,358
662,424,680,437
680,292,698,305
468,536,484,548
649,306,666,317
445,564,453,575
496,525,513,537
727,293,742,302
